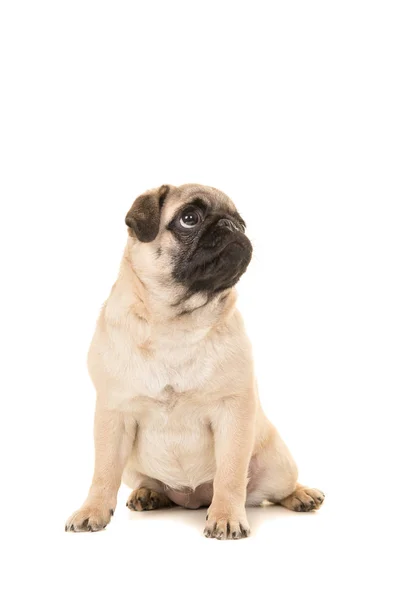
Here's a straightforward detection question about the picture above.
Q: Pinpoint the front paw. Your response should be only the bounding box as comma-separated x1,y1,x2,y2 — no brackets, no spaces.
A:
203,507,250,540
65,504,114,532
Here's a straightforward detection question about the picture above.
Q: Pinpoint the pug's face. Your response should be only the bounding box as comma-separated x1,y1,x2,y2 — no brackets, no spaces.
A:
125,184,253,302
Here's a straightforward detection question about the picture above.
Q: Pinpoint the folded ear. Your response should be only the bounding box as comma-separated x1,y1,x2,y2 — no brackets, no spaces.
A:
125,185,170,242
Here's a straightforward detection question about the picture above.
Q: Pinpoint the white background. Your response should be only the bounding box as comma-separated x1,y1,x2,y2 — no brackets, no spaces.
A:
1,1,399,598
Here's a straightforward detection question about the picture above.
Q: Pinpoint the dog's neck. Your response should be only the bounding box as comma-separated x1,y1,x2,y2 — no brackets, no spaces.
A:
114,244,238,330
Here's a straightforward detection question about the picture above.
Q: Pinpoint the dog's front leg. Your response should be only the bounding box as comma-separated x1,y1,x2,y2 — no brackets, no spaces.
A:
204,396,256,540
65,404,136,532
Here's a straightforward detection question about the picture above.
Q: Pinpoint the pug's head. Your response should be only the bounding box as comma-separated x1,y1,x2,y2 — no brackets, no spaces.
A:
125,184,253,306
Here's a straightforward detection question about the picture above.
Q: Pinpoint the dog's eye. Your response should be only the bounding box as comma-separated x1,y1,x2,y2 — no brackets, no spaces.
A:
179,207,202,229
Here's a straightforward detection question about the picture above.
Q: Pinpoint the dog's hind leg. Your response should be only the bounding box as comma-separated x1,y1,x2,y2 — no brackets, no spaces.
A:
123,470,176,512
246,423,325,511
126,485,175,512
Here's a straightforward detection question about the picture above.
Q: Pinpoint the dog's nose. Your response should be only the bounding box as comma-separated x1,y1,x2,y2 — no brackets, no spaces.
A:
217,218,240,233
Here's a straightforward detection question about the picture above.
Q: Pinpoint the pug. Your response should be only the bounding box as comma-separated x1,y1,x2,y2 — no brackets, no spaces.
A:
65,184,324,540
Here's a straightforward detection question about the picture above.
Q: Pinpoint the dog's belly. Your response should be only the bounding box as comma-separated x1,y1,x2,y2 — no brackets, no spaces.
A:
127,405,216,490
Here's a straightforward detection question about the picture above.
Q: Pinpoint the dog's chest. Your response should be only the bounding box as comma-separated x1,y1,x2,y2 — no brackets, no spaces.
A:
127,329,217,400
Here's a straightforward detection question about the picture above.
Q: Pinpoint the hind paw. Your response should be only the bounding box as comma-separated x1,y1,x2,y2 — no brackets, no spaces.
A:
280,486,325,512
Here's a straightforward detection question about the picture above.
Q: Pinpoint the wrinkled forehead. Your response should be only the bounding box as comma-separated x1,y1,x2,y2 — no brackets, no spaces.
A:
161,184,237,225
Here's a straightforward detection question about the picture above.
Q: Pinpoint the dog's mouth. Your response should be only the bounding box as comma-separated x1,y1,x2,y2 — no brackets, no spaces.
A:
177,233,253,295
205,239,246,262
195,235,250,268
